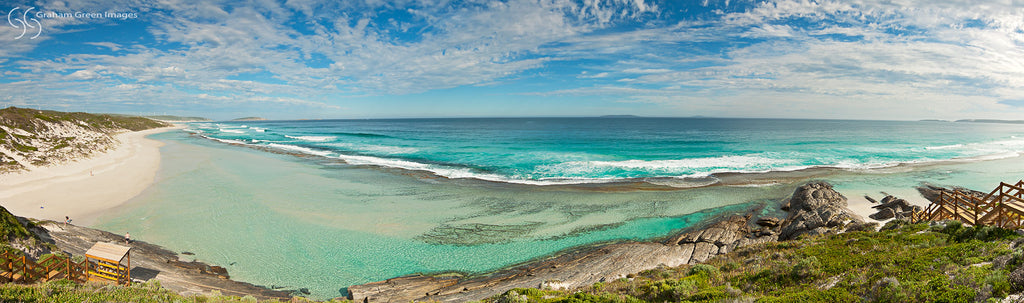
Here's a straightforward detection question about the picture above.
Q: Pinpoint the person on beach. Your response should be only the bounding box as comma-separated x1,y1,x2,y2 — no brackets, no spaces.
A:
124,232,130,245
64,216,71,228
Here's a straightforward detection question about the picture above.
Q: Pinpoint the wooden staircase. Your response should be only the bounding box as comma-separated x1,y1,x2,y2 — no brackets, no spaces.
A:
0,251,88,284
915,180,1024,229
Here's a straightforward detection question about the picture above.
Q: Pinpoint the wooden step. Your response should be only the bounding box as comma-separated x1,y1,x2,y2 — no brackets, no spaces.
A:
938,205,977,224
46,270,64,281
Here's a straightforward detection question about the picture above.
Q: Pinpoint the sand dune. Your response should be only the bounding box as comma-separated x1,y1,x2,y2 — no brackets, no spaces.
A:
0,127,179,225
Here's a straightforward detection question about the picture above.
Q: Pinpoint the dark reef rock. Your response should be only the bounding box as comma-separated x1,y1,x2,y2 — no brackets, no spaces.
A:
870,208,895,220
867,194,924,221
756,217,781,228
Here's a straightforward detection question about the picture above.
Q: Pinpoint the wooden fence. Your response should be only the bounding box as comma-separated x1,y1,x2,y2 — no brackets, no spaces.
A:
0,250,89,284
914,180,1024,229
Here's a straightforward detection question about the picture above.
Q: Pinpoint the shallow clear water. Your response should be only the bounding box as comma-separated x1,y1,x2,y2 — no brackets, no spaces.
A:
93,118,1024,299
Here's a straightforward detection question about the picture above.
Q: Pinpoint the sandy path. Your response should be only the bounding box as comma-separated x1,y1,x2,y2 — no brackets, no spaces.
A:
0,127,179,225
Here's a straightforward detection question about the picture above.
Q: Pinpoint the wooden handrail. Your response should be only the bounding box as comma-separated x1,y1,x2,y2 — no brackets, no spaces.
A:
923,180,1024,229
0,251,95,285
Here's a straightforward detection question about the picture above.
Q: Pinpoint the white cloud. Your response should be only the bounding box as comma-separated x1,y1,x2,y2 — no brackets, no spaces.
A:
85,42,123,51
4,0,1024,119
66,69,100,80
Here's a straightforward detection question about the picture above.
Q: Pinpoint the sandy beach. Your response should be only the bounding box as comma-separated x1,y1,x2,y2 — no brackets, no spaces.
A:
0,126,179,226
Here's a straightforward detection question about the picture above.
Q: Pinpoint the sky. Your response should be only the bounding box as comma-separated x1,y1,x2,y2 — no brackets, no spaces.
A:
1,0,1023,121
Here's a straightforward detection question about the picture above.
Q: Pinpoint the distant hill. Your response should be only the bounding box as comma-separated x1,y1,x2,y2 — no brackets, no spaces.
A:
231,117,267,121
0,107,168,172
599,115,641,118
956,119,1024,124
146,115,213,122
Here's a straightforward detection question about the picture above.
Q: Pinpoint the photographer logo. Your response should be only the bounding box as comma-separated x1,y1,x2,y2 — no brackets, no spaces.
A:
7,7,41,39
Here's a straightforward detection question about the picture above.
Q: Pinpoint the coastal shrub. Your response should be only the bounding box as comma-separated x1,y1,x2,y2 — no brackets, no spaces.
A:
688,264,719,280
912,277,976,302
790,256,821,280
756,288,858,303
0,206,32,240
940,220,963,235
684,286,734,301
943,225,1019,243
879,219,912,231
865,277,908,302
0,279,300,303
549,292,623,303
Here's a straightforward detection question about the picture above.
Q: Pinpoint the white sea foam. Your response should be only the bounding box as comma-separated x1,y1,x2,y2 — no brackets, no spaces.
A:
193,130,1024,187
267,143,333,156
285,135,335,142
215,124,246,129
250,127,266,132
579,156,787,170
200,135,249,145
925,144,964,150
327,143,419,154
219,128,246,134
335,154,612,185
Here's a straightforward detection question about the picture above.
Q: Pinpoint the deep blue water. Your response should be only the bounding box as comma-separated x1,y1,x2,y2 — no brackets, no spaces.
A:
188,118,1024,185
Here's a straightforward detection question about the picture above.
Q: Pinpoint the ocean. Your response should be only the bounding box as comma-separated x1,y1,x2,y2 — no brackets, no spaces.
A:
93,118,1024,298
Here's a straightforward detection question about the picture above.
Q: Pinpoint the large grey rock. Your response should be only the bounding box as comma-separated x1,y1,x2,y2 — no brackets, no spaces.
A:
690,242,717,263
787,182,848,211
678,243,695,265
778,182,861,240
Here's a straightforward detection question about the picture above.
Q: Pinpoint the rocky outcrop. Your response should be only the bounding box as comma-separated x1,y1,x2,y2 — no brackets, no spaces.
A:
867,195,922,221
348,181,864,303
778,182,863,240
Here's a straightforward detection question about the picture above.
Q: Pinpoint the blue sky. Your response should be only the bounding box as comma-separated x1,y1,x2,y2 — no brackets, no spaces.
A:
1,0,1024,121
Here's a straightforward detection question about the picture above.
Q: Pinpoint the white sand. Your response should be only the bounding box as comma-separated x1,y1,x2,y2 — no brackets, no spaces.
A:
0,127,179,225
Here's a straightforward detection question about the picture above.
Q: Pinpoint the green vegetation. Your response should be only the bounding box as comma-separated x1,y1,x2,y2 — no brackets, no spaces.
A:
0,279,350,303
0,206,32,240
482,220,1024,303
0,107,169,171
0,107,168,132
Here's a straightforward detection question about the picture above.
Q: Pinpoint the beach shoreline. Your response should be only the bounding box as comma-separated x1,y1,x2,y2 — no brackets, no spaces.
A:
0,126,180,226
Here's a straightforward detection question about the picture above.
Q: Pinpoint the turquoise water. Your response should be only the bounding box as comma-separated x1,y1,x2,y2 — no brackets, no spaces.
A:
186,118,1024,185
93,118,1024,299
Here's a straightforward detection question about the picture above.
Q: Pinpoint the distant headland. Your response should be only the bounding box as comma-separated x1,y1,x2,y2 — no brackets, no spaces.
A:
231,117,268,121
